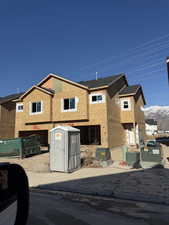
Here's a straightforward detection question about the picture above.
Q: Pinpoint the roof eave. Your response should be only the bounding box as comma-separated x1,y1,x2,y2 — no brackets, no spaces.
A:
38,73,89,90
89,85,109,91
119,93,136,97
119,91,146,105
12,98,21,102
17,85,54,101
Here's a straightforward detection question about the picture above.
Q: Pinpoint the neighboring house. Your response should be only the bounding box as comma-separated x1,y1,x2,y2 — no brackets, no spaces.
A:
14,73,146,148
145,119,158,136
0,93,23,139
158,119,169,133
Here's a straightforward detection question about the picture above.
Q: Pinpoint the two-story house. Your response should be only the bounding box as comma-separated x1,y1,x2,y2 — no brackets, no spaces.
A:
14,73,146,148
0,93,23,139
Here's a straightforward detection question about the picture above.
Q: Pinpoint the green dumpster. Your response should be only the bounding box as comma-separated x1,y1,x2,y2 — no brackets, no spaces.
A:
0,135,41,158
140,146,163,169
126,152,140,167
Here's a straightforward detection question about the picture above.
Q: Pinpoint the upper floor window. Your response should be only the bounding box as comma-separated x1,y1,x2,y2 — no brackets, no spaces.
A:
123,101,129,109
16,103,23,112
30,101,43,115
62,97,78,112
90,93,105,104
121,99,131,110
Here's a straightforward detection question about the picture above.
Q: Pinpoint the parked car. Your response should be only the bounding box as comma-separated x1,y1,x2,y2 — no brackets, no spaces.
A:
145,140,162,151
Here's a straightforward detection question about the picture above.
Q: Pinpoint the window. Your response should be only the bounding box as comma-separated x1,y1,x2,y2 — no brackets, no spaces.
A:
123,101,129,109
90,93,105,104
62,97,77,112
16,103,23,112
92,95,102,102
121,99,131,110
30,101,43,114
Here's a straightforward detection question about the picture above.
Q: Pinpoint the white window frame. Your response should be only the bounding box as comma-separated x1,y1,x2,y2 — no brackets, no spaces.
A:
29,101,43,115
121,99,131,111
61,97,78,112
90,93,105,104
16,103,23,112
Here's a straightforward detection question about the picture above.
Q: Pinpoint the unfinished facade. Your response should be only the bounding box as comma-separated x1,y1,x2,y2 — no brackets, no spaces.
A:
14,73,146,148
0,93,23,139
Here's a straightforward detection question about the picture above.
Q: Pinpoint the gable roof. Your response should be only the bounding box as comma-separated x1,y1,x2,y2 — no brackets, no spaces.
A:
119,85,146,105
38,73,126,91
0,93,24,104
78,74,124,89
17,86,54,101
38,73,89,90
119,85,140,95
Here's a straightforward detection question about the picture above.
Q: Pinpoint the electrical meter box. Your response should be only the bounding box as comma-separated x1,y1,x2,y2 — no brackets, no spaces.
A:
50,126,81,172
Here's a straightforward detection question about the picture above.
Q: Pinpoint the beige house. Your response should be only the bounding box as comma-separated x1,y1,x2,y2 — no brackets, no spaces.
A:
0,93,23,139
14,73,146,148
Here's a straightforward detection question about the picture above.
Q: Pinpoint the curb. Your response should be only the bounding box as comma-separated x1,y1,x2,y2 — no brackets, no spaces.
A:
30,187,169,206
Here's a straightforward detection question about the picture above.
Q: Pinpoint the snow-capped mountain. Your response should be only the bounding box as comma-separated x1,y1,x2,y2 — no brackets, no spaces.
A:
143,106,169,121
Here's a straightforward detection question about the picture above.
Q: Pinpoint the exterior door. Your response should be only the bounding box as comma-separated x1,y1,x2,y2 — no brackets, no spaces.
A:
126,129,135,145
51,130,65,171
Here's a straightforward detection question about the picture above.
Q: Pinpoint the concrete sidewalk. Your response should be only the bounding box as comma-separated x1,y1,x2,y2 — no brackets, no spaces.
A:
27,167,169,205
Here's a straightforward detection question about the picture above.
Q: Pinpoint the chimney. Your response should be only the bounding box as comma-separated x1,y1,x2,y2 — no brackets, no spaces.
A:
166,57,169,84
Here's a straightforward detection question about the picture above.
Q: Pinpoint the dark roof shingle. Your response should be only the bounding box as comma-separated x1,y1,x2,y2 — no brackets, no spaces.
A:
119,85,141,95
119,84,146,105
0,93,24,104
78,74,124,88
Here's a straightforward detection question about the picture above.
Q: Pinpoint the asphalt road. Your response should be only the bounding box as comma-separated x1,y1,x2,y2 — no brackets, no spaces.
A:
27,192,149,225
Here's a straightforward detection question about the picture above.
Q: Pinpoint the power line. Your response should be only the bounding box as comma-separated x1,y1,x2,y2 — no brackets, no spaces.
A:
78,33,169,72
127,61,164,74
82,41,169,78
129,68,166,83
126,58,163,73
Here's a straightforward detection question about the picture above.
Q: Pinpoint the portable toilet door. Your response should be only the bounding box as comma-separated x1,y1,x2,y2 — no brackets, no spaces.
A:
68,131,81,172
50,128,67,172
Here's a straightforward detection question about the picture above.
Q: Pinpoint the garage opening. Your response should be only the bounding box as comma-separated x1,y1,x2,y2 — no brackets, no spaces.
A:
19,130,48,146
75,125,101,145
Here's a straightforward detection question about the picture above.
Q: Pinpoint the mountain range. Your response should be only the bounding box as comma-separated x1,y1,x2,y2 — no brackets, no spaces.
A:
143,106,169,121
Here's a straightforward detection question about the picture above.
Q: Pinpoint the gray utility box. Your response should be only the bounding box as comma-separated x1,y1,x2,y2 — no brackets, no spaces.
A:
50,126,81,172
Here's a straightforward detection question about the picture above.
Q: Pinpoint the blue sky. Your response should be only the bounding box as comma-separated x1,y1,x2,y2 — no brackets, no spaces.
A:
0,0,169,106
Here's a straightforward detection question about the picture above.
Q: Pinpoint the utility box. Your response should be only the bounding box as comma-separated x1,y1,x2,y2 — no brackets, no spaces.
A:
50,126,81,172
96,148,111,161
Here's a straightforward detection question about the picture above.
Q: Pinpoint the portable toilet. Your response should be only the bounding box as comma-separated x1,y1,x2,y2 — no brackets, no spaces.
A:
50,126,81,172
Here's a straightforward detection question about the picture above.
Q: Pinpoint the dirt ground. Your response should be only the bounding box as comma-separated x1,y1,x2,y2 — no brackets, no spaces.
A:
0,152,50,172
1,146,169,204
0,143,169,171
